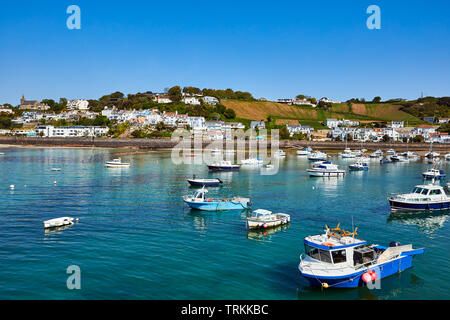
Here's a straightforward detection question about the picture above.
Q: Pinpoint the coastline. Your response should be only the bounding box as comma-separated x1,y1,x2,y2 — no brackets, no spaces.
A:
0,136,449,154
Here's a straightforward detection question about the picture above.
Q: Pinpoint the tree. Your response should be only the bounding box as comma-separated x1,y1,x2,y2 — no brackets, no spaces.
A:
223,108,236,119
372,96,382,103
309,97,317,104
279,126,291,139
382,134,390,142
296,94,306,100
346,134,353,142
412,135,425,143
168,86,182,103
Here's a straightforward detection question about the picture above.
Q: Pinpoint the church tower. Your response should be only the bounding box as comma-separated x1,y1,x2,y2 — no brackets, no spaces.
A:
21,94,25,105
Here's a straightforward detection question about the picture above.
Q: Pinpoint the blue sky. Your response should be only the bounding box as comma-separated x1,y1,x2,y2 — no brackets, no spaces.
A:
0,0,449,105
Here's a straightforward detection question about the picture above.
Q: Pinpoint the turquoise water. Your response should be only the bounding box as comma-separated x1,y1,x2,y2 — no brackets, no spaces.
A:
0,147,449,300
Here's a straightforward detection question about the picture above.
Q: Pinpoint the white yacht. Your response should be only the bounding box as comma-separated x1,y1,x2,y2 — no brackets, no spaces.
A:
105,158,131,168
307,161,346,177
308,151,327,161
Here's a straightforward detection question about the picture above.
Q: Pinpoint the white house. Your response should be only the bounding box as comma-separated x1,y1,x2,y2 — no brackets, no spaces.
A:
202,96,219,105
390,121,404,128
320,97,341,104
182,97,201,105
67,99,89,111
35,125,109,137
326,119,340,128
187,117,206,130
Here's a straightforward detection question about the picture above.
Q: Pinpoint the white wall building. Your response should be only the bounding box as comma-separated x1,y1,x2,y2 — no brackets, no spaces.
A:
182,97,201,105
35,125,109,137
67,99,89,111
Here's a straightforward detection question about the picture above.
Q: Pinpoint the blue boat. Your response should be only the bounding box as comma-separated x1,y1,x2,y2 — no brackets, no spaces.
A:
187,175,223,187
349,162,369,171
388,184,450,211
183,188,251,211
207,161,240,172
422,168,446,180
298,224,424,288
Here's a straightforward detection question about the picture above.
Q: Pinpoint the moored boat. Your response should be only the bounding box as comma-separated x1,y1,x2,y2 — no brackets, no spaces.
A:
307,161,346,177
246,209,290,229
388,184,450,211
273,150,286,157
241,157,263,166
422,168,446,180
43,217,74,229
386,149,396,155
187,176,223,187
369,150,383,158
307,151,327,161
298,224,424,288
183,188,251,211
445,153,450,161
105,158,130,168
207,160,240,171
349,161,369,171
297,147,312,156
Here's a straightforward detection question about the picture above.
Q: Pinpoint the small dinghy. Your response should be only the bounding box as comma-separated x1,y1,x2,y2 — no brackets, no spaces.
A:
183,188,251,211
298,224,424,288
246,209,290,229
105,158,130,168
207,160,240,171
51,168,62,171
187,175,223,187
422,168,446,180
43,217,74,229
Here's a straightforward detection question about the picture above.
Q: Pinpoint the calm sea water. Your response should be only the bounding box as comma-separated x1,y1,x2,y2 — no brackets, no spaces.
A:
0,147,449,300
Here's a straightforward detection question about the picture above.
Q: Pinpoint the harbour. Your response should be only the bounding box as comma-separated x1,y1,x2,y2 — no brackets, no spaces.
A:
0,146,449,299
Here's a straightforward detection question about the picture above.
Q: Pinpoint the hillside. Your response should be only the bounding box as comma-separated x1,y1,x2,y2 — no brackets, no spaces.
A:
221,100,425,128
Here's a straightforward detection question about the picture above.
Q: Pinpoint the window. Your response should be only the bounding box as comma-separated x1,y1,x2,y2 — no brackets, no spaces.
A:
319,250,332,263
421,189,429,195
430,189,441,195
332,249,347,264
413,187,423,194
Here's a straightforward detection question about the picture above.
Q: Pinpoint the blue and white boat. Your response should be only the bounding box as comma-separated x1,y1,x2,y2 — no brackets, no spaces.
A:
207,160,240,171
297,147,312,156
298,224,424,288
307,161,346,177
183,188,251,211
388,184,450,211
349,161,369,171
422,168,446,180
307,151,327,162
369,150,383,158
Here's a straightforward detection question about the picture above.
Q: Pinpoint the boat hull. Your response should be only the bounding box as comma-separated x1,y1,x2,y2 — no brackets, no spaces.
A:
247,216,290,230
300,255,415,288
187,179,221,187
183,200,250,211
207,165,240,171
389,199,450,211
307,170,346,177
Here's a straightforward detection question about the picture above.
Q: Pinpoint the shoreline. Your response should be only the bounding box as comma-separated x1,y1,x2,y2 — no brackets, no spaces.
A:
0,136,449,154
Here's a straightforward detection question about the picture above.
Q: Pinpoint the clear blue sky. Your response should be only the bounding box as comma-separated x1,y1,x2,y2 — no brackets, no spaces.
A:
1,0,449,105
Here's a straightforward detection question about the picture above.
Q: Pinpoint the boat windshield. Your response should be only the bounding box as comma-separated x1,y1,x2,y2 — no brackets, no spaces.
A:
305,244,332,263
412,187,429,194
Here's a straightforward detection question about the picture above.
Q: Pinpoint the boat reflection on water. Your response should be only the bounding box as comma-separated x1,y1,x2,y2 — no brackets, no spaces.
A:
246,223,290,241
388,211,449,235
43,224,74,235
184,210,249,231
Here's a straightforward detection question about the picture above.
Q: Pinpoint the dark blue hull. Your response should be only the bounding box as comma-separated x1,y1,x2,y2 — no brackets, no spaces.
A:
187,180,221,187
302,255,416,288
389,199,450,211
208,166,240,171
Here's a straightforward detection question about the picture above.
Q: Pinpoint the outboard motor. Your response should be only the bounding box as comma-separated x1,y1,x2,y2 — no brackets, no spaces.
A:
389,241,402,247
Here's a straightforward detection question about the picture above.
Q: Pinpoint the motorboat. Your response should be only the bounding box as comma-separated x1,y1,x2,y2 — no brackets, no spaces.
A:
241,157,263,166
445,153,450,161
307,151,327,161
349,161,369,171
380,157,393,164
246,209,290,229
307,161,346,177
339,148,357,159
273,150,286,157
369,150,383,158
390,155,409,163
422,168,446,180
207,160,240,171
187,176,223,187
297,147,312,156
50,168,62,171
298,224,424,288
183,188,251,211
425,150,440,159
43,217,74,229
105,158,131,168
386,149,396,155
401,151,420,160
388,184,450,211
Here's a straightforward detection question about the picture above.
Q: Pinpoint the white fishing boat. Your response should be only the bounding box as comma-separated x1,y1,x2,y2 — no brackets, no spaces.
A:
307,161,346,177
308,151,327,161
339,148,357,159
349,161,369,171
105,158,131,168
401,151,420,160
297,147,312,156
241,157,263,166
369,150,383,158
43,217,74,229
389,184,450,211
273,150,286,157
425,150,440,159
247,209,290,229
207,160,240,171
386,149,396,155
422,168,446,180
390,155,410,163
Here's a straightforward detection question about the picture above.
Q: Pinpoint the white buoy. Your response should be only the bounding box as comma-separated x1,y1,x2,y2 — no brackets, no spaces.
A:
312,186,315,190
10,185,15,190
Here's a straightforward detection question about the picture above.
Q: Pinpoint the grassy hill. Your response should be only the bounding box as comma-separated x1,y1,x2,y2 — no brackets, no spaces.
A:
221,100,425,129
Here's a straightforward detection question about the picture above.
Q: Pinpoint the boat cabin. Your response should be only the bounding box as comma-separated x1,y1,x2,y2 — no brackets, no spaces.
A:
249,209,274,220
192,189,208,202
411,185,450,197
